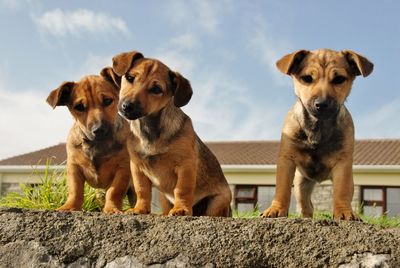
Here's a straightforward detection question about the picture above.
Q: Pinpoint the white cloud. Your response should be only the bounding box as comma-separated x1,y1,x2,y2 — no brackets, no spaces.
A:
0,88,73,160
154,33,200,75
355,98,400,138
247,16,293,86
32,9,129,37
165,0,232,35
73,53,113,80
0,0,19,9
183,70,285,141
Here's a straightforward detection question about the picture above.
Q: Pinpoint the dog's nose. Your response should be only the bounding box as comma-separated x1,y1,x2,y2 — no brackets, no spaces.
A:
314,98,329,111
121,101,135,114
119,100,143,120
91,124,108,138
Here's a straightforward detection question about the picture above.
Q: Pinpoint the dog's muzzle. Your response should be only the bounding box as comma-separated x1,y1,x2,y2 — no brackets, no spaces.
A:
118,100,143,120
90,122,111,140
309,97,339,119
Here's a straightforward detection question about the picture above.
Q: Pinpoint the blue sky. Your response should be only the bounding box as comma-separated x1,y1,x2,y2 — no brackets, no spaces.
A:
0,0,399,160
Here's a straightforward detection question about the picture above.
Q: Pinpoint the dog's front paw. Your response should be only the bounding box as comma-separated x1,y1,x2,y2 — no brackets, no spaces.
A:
168,206,192,216
334,208,361,221
103,206,123,214
125,206,150,215
261,206,288,218
56,203,82,212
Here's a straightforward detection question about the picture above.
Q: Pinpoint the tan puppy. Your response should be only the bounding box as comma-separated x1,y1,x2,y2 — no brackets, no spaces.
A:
47,68,132,213
111,50,232,216
261,49,373,220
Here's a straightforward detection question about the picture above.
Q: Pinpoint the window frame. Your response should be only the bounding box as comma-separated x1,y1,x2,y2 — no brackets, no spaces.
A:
361,186,400,216
234,185,258,210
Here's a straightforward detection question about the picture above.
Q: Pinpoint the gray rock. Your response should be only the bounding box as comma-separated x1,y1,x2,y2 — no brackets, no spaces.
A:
0,208,399,267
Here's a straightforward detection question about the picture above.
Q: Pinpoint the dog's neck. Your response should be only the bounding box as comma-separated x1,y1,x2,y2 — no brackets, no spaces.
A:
131,100,187,148
294,100,344,147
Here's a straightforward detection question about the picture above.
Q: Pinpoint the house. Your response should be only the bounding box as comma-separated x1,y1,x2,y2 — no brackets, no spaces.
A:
0,139,399,216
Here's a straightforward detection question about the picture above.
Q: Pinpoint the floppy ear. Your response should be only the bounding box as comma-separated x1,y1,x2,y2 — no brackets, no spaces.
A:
342,50,374,77
46,81,75,109
112,51,144,76
100,67,121,89
169,71,193,107
276,50,310,75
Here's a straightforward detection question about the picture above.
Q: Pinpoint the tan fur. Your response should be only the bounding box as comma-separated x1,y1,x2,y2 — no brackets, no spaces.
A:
112,50,232,217
261,49,373,221
46,68,132,214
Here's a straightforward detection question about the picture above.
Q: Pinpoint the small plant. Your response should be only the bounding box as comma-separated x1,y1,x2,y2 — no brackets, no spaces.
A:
0,160,101,211
232,205,261,218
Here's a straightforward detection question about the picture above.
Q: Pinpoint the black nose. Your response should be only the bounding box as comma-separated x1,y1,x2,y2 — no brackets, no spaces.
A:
119,100,143,120
314,98,329,111
91,124,108,138
121,101,135,114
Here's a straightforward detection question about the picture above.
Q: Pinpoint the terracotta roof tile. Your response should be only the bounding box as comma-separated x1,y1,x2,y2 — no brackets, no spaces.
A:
0,139,399,166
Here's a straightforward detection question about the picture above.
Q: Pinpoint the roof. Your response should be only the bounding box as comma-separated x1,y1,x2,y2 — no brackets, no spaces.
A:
0,139,399,166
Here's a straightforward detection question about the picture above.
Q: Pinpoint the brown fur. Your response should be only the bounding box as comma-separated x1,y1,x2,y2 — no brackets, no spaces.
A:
261,49,373,220
46,68,132,213
112,50,232,216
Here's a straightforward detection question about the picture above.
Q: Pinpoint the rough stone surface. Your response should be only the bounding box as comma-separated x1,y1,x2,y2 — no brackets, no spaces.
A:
0,207,399,267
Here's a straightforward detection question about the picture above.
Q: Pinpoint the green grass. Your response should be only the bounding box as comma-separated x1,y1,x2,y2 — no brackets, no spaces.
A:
0,162,399,227
233,206,400,227
0,160,101,211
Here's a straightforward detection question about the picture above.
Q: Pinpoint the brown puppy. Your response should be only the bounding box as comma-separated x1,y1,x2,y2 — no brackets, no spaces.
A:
111,50,232,216
47,67,132,213
261,49,373,220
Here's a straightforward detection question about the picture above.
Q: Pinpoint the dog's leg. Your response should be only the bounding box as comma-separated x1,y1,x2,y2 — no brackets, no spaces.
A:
159,192,173,216
331,160,360,221
103,169,131,214
169,167,196,216
205,189,232,217
57,165,85,211
262,152,296,218
126,162,152,214
293,170,316,218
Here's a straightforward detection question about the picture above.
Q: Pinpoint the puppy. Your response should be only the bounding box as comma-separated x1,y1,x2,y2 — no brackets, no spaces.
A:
261,49,373,220
111,50,232,216
46,67,132,213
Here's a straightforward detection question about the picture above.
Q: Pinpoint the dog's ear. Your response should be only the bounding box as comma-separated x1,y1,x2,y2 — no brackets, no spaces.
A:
276,50,310,75
169,71,193,107
100,67,121,89
112,51,144,76
342,50,374,77
46,81,75,109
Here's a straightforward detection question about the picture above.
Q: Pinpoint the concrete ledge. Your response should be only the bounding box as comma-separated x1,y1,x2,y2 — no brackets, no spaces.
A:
0,207,399,267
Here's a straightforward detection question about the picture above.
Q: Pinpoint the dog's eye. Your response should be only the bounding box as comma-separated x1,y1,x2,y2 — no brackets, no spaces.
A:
300,75,313,84
149,86,163,95
103,98,113,107
332,75,346,85
125,75,135,83
74,103,85,112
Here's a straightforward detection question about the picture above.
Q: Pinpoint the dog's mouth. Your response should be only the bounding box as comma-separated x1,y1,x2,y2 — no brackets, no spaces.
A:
307,97,340,119
118,110,144,120
83,122,113,142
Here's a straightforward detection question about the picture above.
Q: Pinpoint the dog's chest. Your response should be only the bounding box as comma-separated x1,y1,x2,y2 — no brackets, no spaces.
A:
296,153,330,181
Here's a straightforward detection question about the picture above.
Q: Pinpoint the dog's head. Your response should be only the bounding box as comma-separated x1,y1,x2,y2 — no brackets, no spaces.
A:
276,49,373,119
46,67,121,141
111,50,193,120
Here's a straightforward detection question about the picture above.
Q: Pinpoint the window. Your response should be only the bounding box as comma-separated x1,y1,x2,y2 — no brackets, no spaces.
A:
235,185,257,212
234,185,297,213
361,186,400,217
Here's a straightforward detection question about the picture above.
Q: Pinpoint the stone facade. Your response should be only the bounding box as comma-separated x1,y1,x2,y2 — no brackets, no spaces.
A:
311,184,361,212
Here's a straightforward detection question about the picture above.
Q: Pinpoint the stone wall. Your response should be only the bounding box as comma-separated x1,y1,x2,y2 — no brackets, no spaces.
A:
312,185,361,212
0,207,399,267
